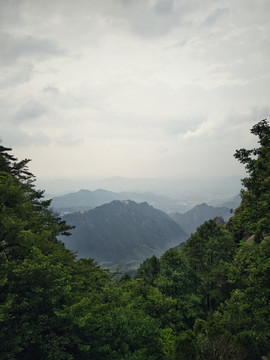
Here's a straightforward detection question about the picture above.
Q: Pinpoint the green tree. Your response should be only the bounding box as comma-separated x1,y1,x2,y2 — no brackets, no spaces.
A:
0,248,74,359
230,118,270,242
154,248,202,327
173,330,197,360
210,237,270,359
136,255,160,286
183,220,236,312
0,145,72,260
0,171,72,260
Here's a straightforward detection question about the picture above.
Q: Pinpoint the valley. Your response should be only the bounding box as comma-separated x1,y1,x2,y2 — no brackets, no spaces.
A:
54,191,240,270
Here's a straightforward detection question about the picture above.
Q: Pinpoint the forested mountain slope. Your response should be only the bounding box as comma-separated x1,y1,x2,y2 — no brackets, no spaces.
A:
62,200,188,267
0,118,270,359
170,202,232,234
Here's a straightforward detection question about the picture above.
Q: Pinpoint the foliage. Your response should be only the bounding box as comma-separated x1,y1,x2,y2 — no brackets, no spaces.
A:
230,118,270,242
183,220,236,312
136,255,160,286
173,329,197,360
208,237,270,358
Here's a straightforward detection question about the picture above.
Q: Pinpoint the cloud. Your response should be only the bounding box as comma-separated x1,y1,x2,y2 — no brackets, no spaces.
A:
0,62,33,88
42,86,61,94
0,0,24,29
0,0,269,183
55,134,84,147
96,0,188,38
202,8,230,27
0,126,52,148
162,117,204,136
14,101,48,123
153,0,174,15
0,32,68,66
180,107,269,145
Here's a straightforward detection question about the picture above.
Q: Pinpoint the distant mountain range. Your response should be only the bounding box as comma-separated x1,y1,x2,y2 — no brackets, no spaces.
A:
39,175,243,200
51,189,188,214
61,200,188,268
170,203,233,235
209,194,241,210
51,188,242,216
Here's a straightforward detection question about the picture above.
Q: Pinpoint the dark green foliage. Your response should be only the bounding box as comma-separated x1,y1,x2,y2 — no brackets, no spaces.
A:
0,145,32,181
0,248,75,359
209,237,270,359
183,220,236,312
0,171,72,260
0,144,73,260
136,255,160,285
230,119,270,242
136,222,236,332
173,330,197,360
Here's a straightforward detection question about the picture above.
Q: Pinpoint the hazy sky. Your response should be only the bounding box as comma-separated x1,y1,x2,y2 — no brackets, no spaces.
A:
1,0,269,184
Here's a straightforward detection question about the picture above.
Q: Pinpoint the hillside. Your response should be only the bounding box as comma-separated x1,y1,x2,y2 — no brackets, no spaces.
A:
61,200,188,267
170,202,232,234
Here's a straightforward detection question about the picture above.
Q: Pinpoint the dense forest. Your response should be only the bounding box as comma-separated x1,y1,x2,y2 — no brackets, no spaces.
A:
0,119,269,359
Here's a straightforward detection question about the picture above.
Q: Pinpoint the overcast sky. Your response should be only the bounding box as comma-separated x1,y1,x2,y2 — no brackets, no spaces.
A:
1,0,269,186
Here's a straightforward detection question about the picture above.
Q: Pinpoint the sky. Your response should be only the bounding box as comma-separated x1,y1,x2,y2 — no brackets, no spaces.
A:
0,0,270,192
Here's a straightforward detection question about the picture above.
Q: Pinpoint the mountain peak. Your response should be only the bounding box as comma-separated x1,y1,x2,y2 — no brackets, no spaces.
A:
170,202,231,234
62,200,188,267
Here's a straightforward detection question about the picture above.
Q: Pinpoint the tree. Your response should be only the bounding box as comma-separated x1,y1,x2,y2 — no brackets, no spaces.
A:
183,220,236,312
136,255,160,286
230,118,270,242
212,236,270,359
0,248,75,359
0,145,72,260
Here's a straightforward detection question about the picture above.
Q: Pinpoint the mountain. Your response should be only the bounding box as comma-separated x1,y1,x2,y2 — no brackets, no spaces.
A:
51,189,118,213
216,195,241,210
170,203,232,235
38,175,242,199
208,194,241,210
51,189,188,214
61,200,188,268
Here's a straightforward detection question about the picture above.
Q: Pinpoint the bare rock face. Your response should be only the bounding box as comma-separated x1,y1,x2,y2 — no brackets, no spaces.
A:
214,216,226,226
